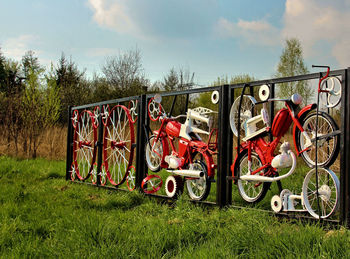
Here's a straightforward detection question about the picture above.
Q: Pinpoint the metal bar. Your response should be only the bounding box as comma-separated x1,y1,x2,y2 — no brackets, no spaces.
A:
135,94,147,190
72,95,139,110
146,86,221,98
65,106,73,180
227,69,345,88
235,84,249,179
226,86,234,205
169,95,177,117
269,84,275,142
185,94,189,112
340,68,350,226
216,85,229,207
96,104,104,185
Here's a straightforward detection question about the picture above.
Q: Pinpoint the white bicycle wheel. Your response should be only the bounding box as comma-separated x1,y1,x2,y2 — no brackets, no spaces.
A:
302,168,340,219
321,76,342,108
230,95,257,137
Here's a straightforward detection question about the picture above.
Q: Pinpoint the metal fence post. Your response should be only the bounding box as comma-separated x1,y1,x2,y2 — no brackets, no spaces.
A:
135,94,147,190
269,83,275,141
96,104,104,185
217,85,230,207
225,86,234,205
340,68,350,226
66,106,73,180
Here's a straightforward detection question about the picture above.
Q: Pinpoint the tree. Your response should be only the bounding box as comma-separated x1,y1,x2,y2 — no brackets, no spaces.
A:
196,74,255,111
89,73,112,103
22,50,42,78
1,59,24,154
276,38,313,104
160,67,195,116
163,68,179,92
55,53,88,124
21,64,60,158
0,48,6,91
102,48,149,97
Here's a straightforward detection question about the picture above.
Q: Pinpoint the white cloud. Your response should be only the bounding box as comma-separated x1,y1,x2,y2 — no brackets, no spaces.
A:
282,0,350,67
2,34,40,61
215,17,281,46
88,0,145,39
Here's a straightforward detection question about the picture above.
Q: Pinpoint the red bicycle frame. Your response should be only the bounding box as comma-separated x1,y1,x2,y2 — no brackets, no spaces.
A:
232,99,316,179
151,117,217,178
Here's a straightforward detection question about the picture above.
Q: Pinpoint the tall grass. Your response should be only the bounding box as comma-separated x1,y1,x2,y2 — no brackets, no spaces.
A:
0,156,349,258
0,126,67,160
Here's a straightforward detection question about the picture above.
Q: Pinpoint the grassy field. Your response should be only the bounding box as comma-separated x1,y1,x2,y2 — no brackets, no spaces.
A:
0,156,349,258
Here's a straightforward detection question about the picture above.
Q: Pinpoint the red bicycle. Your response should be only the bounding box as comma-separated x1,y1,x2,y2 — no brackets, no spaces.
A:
230,83,340,205
145,94,218,201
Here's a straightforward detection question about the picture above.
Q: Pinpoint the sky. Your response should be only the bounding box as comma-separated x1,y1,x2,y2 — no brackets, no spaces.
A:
0,0,349,86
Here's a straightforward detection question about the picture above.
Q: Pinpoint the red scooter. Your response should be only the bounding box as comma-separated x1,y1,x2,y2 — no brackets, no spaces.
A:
145,94,218,201
230,84,340,205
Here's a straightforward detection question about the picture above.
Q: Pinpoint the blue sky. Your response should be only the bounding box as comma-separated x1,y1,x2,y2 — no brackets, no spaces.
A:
1,0,349,86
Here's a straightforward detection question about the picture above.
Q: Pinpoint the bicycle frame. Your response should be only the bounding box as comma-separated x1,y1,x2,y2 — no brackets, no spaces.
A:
150,117,216,178
232,99,316,180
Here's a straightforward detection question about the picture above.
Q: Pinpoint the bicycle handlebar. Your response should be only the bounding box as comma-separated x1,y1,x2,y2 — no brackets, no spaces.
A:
312,65,330,84
170,114,187,120
268,98,290,102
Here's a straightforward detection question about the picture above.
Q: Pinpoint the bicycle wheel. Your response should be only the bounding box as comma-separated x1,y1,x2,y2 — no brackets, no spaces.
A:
70,163,77,181
321,76,342,108
229,95,257,137
186,160,211,201
148,97,163,121
101,104,110,127
126,165,136,191
165,175,184,198
298,112,340,168
91,163,98,185
103,105,135,186
145,135,163,172
72,110,97,181
302,168,340,219
128,100,138,124
71,110,79,128
141,174,163,194
235,151,270,203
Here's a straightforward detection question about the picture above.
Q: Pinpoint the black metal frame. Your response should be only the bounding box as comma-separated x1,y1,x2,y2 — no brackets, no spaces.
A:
66,68,350,226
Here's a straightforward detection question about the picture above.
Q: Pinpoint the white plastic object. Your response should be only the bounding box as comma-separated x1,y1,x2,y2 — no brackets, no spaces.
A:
166,169,203,178
239,149,296,182
165,155,182,169
229,95,257,137
280,189,294,210
165,175,183,198
154,94,162,103
290,93,302,105
188,109,210,125
211,90,220,104
258,84,270,101
321,76,342,108
271,195,283,212
271,142,293,169
261,105,270,126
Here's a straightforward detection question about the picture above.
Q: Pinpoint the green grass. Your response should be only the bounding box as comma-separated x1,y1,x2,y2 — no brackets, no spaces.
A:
0,156,349,258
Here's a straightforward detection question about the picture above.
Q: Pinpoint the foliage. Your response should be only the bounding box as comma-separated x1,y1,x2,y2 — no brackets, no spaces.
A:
55,53,89,124
21,63,60,158
276,38,313,104
0,156,349,258
196,74,256,111
102,48,149,98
